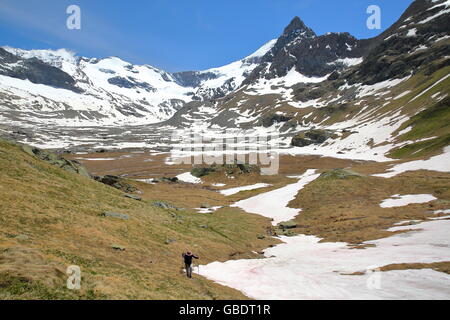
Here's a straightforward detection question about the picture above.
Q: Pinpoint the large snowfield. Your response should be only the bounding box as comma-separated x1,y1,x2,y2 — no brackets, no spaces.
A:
201,180,450,299
201,220,450,299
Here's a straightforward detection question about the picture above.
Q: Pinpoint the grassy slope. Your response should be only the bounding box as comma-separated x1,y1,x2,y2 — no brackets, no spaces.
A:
386,65,450,159
0,140,277,300
289,168,450,244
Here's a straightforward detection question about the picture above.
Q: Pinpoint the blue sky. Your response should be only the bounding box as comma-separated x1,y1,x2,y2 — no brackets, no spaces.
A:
0,0,413,72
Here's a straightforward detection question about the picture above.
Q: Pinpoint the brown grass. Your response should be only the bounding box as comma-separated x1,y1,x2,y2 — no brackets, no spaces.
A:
3,141,450,299
0,140,279,300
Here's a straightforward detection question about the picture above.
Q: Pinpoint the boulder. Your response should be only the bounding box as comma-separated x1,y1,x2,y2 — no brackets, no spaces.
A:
124,194,142,201
319,168,365,180
164,239,176,245
100,211,129,220
94,175,137,193
152,201,184,211
278,221,297,230
291,129,334,147
262,114,293,128
111,244,126,251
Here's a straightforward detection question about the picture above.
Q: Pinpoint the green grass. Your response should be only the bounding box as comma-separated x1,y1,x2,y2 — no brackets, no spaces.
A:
391,96,450,158
0,273,103,300
390,134,450,159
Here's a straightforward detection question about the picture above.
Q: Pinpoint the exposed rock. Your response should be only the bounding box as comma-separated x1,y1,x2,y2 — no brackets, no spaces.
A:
21,145,90,178
278,221,297,230
291,129,334,147
319,168,365,180
262,114,293,128
111,244,126,251
124,194,142,201
327,71,340,81
0,48,81,92
200,203,211,209
257,234,266,240
93,175,137,193
282,230,297,237
152,201,184,211
107,76,155,92
100,211,129,220
164,239,176,245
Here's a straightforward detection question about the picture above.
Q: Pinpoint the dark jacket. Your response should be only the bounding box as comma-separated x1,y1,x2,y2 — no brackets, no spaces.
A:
182,253,199,265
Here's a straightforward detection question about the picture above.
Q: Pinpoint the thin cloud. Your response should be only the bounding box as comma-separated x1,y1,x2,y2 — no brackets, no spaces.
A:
0,0,140,61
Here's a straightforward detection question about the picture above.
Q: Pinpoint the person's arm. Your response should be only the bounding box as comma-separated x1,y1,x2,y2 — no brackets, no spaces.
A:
193,255,199,259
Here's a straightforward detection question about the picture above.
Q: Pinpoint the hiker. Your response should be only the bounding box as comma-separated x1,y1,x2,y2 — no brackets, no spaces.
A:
182,250,199,278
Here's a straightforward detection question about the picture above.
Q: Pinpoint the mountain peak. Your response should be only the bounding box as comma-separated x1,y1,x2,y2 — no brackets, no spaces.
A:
283,16,315,37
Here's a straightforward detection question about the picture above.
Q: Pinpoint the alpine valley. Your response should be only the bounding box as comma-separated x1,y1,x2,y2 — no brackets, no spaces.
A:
0,0,450,300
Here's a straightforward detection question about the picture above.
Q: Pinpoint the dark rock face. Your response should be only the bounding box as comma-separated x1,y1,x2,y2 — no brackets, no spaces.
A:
107,76,155,92
244,1,449,90
291,129,334,147
0,48,81,92
172,71,218,87
262,114,293,128
243,17,368,85
349,0,450,85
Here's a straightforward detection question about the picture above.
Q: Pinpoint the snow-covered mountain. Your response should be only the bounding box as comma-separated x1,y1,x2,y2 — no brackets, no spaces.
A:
0,37,277,127
0,0,449,162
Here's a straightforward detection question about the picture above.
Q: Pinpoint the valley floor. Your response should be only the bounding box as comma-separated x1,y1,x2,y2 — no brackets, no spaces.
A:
63,148,450,299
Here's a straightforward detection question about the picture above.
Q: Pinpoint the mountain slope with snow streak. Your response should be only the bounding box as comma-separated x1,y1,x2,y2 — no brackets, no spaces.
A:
0,39,277,127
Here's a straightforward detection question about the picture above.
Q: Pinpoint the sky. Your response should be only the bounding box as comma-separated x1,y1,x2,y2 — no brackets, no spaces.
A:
0,0,413,72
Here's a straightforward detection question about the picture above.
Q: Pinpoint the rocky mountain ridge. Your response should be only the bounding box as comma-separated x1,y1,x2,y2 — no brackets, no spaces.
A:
0,0,449,163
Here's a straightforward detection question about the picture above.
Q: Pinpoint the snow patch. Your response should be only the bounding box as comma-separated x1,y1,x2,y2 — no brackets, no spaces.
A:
219,183,272,196
380,194,437,208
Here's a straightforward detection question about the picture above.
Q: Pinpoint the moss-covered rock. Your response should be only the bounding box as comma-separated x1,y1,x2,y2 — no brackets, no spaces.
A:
319,168,365,180
191,166,217,178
